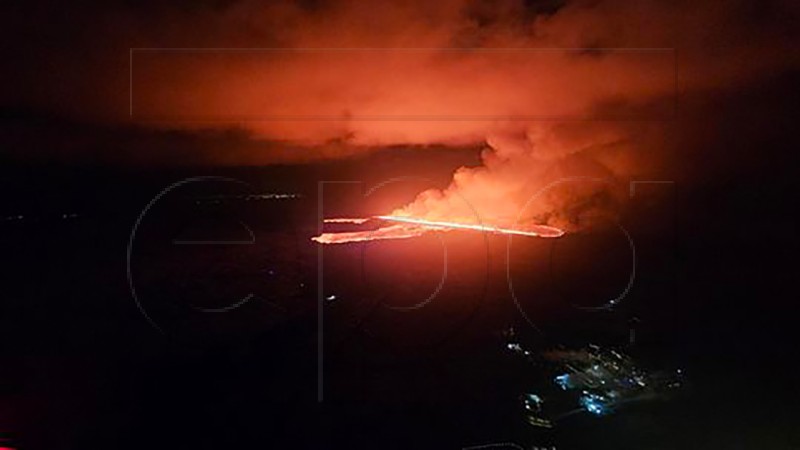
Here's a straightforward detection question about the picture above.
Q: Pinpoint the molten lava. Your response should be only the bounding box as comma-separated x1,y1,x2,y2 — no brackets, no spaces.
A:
312,216,564,244
377,215,564,237
322,218,370,224
313,223,427,244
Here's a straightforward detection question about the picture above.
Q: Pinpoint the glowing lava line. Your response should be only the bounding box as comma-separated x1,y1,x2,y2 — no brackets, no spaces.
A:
312,215,564,244
376,215,565,238
323,217,370,224
312,224,426,244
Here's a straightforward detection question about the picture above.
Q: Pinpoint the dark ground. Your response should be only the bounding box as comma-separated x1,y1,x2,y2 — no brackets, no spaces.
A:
2,72,800,449
1,149,798,450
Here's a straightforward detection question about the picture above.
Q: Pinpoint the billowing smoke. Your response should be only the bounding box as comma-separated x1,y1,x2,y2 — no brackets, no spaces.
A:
389,123,634,231
4,0,799,227
7,0,798,139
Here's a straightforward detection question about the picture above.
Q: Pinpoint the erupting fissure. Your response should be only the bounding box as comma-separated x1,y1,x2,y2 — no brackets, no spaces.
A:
312,216,564,244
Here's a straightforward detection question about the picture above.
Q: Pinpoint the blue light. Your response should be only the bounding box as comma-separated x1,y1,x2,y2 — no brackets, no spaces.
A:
554,374,570,390
579,393,608,416
586,403,603,415
526,394,543,403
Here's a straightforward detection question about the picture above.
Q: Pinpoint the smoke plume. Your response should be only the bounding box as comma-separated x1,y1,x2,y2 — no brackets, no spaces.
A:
3,0,799,227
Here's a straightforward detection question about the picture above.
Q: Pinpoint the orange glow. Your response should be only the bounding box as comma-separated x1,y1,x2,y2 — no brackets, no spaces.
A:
323,218,370,224
377,215,564,237
312,215,564,244
312,223,427,244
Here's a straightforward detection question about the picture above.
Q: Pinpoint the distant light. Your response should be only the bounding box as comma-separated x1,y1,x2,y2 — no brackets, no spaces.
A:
586,403,603,415
526,393,543,403
579,393,608,416
507,343,523,352
523,393,544,412
325,294,337,301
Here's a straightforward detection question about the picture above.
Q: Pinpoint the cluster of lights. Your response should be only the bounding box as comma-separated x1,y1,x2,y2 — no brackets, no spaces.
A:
523,393,544,412
579,392,608,416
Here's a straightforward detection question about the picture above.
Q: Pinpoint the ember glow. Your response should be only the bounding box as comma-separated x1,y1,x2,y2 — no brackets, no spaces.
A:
323,218,371,224
313,223,427,244
377,215,565,238
312,215,564,244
